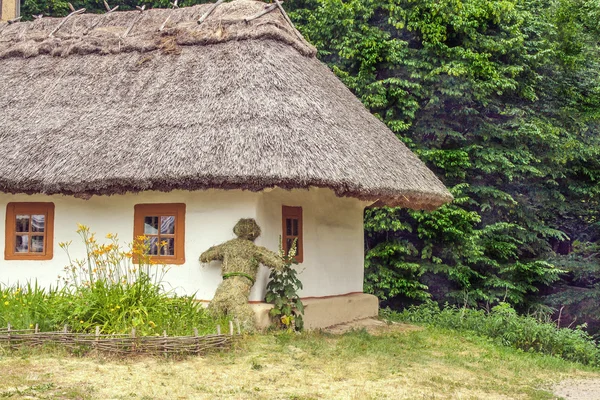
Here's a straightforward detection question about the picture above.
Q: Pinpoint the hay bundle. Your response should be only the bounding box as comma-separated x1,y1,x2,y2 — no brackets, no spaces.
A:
200,219,283,330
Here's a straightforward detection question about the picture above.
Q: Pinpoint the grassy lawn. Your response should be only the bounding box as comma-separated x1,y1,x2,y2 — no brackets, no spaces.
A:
0,323,598,400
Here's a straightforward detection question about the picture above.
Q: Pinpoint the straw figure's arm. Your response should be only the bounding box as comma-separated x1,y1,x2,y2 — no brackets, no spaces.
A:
200,244,225,263
255,246,285,271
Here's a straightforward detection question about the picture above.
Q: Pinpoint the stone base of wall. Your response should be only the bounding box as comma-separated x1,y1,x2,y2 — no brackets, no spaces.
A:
250,293,379,330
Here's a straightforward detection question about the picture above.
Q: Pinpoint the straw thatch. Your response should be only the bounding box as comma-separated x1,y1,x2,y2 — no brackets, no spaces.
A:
0,0,452,209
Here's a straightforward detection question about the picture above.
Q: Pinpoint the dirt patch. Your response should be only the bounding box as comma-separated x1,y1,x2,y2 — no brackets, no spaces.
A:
323,318,423,335
552,379,600,399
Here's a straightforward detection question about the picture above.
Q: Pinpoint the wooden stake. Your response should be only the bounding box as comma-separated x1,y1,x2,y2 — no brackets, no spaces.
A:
48,8,85,38
216,325,221,335
163,330,167,357
236,319,241,335
197,0,223,25
34,324,39,334
62,324,68,347
194,327,199,354
272,0,304,42
229,320,234,336
103,0,118,13
245,3,278,22
131,328,136,352
159,15,171,32
123,12,144,38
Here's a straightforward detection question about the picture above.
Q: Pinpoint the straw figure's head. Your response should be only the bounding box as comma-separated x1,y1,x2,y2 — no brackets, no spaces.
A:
233,218,261,241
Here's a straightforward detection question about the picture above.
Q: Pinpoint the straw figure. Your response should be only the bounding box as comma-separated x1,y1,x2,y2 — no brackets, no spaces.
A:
200,218,285,330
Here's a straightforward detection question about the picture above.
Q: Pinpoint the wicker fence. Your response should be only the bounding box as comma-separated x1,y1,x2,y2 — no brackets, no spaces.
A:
0,321,241,355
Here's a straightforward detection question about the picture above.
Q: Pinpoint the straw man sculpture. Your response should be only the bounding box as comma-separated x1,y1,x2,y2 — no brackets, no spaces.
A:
200,219,285,330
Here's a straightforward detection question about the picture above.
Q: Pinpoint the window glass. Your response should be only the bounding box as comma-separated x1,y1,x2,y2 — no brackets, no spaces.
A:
32,215,45,232
15,215,29,232
15,235,29,253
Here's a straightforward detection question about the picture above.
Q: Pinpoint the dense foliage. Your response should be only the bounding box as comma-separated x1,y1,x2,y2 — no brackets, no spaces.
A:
286,0,600,331
16,0,600,333
384,302,600,366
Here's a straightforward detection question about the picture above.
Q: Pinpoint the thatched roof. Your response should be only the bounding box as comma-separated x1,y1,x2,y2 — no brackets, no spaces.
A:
0,0,452,210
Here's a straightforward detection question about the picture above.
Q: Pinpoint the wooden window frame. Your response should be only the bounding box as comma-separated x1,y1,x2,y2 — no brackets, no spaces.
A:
133,203,186,265
282,205,303,263
5,202,55,261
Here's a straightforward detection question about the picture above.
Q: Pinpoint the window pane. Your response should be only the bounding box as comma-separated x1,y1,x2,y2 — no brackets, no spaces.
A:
32,215,45,232
286,238,293,253
160,216,175,235
293,219,299,236
15,235,29,252
160,238,175,256
144,216,159,235
15,215,30,233
31,236,45,253
286,219,292,236
147,237,159,255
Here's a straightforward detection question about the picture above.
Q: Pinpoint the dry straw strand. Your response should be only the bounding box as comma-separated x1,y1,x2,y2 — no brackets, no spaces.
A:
197,0,224,25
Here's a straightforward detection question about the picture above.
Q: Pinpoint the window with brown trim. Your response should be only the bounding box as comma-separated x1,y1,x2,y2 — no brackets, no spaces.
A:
5,202,55,260
133,203,186,265
282,205,303,263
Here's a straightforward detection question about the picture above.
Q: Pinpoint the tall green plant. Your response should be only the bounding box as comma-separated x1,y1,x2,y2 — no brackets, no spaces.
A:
266,239,304,331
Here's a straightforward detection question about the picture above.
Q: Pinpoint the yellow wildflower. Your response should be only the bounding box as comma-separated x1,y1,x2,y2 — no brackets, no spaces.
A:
4,301,8,306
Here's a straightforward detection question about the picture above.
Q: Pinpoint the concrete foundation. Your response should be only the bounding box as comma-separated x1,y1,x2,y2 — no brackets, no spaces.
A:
250,293,379,330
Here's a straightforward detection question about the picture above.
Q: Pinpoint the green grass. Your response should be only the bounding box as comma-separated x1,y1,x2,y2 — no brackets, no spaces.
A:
1,324,597,399
384,302,600,366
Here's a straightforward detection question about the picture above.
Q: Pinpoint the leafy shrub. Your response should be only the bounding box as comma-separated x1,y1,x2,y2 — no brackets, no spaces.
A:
0,226,225,336
266,239,304,331
384,302,600,366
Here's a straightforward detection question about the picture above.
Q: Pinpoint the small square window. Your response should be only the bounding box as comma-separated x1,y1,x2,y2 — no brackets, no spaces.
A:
133,204,185,264
5,203,54,260
282,206,303,263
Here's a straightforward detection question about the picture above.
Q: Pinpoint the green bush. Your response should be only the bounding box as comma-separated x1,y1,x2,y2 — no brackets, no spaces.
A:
266,239,304,331
0,226,226,336
384,302,600,366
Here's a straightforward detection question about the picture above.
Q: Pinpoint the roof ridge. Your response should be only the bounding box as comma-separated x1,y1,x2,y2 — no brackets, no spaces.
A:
0,1,317,59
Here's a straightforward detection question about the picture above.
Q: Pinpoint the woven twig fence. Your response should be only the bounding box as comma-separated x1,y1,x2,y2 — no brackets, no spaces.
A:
0,322,241,356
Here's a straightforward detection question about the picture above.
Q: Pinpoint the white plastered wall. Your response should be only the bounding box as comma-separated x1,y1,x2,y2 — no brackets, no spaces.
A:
0,188,368,302
255,187,369,300
0,190,260,300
